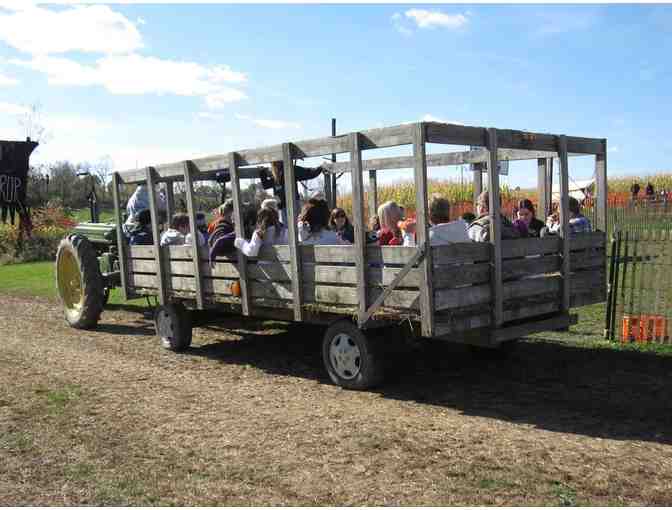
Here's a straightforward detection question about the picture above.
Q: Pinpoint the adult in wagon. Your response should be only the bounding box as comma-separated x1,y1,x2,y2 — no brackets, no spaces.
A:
298,198,348,245
329,208,354,244
427,195,469,245
376,201,404,246
467,191,521,242
122,184,166,236
545,196,592,235
401,196,470,247
513,198,545,238
233,207,288,257
256,161,327,224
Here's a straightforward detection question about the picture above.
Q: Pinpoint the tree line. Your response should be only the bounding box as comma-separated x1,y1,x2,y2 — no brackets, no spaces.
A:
26,160,267,214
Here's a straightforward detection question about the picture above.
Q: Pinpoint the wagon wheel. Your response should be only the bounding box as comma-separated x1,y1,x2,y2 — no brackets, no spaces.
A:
154,303,192,351
469,338,518,360
55,234,105,329
322,320,385,390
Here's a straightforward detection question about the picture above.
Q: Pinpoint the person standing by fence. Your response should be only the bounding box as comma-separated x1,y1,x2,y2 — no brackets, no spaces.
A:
630,180,641,202
646,182,655,201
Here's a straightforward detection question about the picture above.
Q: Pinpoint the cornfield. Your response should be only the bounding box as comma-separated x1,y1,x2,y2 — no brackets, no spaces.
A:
337,174,672,224
606,173,672,194
337,178,520,220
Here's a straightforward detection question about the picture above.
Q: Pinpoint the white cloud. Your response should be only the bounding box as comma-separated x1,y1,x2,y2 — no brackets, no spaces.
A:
0,72,17,86
10,54,247,104
205,88,248,108
405,9,468,30
0,100,26,115
0,4,142,55
421,114,463,125
255,119,301,129
196,111,225,121
391,12,413,37
236,113,300,129
136,16,146,25
399,115,464,125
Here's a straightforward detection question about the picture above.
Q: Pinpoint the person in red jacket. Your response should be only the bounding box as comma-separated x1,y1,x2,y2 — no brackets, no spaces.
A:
376,200,404,246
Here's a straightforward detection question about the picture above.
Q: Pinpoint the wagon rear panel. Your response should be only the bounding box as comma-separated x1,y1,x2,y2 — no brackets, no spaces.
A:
433,232,606,336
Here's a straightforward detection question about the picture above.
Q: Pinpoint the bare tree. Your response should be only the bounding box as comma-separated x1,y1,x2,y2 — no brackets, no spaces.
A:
91,155,112,202
18,102,49,143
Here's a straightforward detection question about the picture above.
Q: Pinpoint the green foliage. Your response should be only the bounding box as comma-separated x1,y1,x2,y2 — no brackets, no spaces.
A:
0,204,74,264
552,481,577,506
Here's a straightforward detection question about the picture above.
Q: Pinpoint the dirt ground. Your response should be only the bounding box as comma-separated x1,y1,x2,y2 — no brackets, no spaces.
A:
1,294,671,506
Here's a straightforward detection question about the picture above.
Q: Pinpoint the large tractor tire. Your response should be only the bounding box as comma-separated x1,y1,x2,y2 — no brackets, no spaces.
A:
55,234,105,329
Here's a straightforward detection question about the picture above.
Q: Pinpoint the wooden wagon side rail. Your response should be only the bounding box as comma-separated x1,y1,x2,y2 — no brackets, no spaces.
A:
127,244,423,316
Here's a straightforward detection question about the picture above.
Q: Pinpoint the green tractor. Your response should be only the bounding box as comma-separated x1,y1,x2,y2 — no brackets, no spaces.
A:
55,222,121,329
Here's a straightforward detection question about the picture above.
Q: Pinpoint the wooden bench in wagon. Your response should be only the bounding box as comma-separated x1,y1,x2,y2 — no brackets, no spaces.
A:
101,122,613,389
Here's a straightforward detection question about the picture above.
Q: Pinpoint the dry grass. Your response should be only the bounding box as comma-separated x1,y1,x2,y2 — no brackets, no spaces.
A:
1,294,671,505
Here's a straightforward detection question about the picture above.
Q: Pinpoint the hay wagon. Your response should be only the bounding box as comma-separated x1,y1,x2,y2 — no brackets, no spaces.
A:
55,121,608,389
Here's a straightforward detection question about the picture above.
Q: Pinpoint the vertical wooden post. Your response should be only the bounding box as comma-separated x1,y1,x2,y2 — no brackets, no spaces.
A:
557,135,571,314
331,118,337,209
164,180,175,221
282,143,303,321
596,145,608,234
368,170,378,220
146,167,168,306
413,123,435,337
486,128,503,327
537,158,553,219
350,133,367,326
546,158,553,215
112,172,130,300
182,161,204,310
324,173,333,212
472,162,483,208
228,152,250,316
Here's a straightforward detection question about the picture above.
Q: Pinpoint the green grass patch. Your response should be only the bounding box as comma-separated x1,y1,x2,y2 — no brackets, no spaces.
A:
0,431,34,452
0,260,145,310
0,261,56,298
33,384,83,415
64,462,96,482
552,481,578,506
70,208,116,224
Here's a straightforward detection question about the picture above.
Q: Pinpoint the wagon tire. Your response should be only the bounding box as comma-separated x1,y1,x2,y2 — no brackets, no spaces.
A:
101,287,110,306
469,338,518,360
55,234,105,329
154,303,192,351
322,320,385,390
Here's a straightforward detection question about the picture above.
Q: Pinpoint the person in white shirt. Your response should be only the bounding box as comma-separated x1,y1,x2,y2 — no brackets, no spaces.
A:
402,195,470,246
297,198,349,245
234,207,288,257
427,195,470,245
161,213,205,247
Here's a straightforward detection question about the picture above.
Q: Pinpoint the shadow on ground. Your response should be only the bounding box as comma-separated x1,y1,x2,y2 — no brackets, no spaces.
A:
118,311,672,445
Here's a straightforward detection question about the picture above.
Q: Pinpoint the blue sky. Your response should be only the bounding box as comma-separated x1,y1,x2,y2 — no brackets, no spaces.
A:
0,2,671,191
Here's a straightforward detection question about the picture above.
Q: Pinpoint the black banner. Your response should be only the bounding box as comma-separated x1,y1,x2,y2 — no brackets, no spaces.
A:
0,140,38,224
